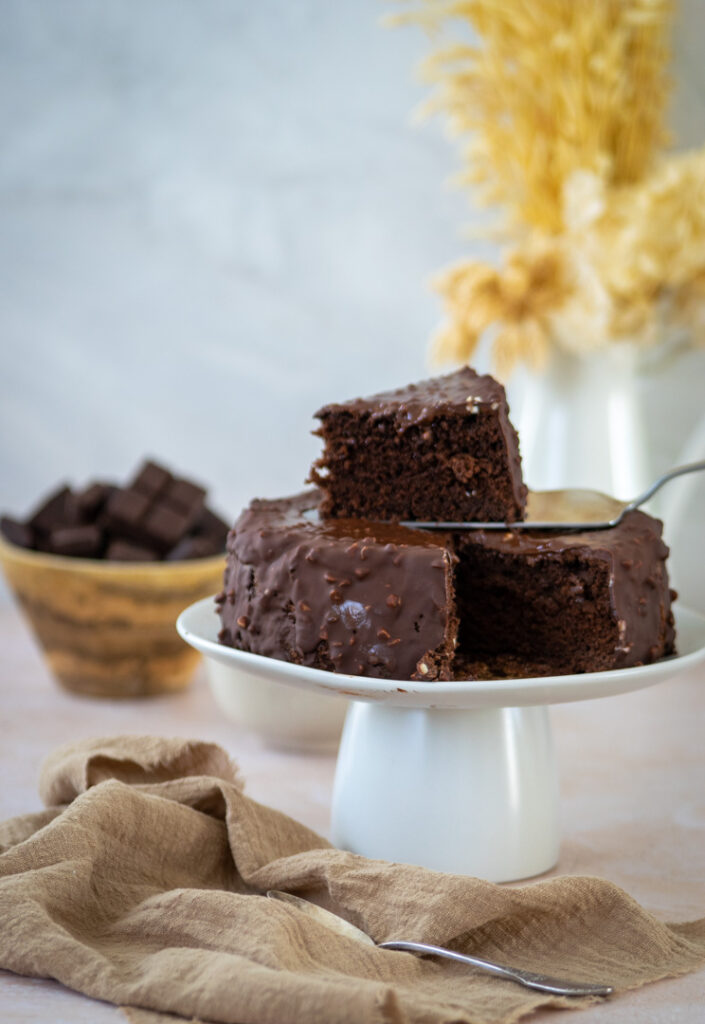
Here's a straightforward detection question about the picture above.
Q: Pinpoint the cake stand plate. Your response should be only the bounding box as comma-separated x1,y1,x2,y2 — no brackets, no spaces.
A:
178,599,705,882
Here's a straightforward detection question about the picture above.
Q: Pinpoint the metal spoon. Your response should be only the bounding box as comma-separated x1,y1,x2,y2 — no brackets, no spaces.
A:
403,460,705,532
266,890,613,998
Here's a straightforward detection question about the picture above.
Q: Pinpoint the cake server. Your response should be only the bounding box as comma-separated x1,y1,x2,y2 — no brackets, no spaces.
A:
266,890,613,997
405,459,705,531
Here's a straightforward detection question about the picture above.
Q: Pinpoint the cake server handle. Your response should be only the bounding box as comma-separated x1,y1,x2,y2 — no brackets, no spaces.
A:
405,459,705,531
377,940,613,997
620,459,705,517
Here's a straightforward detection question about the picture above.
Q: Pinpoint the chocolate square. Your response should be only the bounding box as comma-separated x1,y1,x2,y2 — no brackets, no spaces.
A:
165,535,220,560
29,485,72,535
193,506,229,547
1,516,34,549
66,483,113,525
141,502,195,550
105,539,159,562
165,478,206,515
130,460,172,499
104,488,151,532
49,525,103,557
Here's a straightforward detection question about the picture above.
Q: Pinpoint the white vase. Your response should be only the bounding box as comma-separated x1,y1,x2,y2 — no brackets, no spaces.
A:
508,344,652,500
506,341,705,610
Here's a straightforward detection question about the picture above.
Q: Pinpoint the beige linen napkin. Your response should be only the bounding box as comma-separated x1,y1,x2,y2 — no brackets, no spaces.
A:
1,736,704,1024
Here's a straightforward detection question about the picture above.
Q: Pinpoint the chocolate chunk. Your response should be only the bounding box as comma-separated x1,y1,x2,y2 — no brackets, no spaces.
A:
49,525,103,557
104,488,151,533
130,460,172,499
165,535,220,561
1,516,34,549
29,485,71,534
105,539,159,562
193,506,229,546
165,477,206,514
66,483,113,524
141,502,196,551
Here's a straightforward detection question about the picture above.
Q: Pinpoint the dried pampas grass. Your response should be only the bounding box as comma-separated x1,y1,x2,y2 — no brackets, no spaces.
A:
396,0,673,233
395,0,705,372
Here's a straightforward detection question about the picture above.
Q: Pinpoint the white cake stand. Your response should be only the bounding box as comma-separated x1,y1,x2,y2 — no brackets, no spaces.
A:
177,599,705,882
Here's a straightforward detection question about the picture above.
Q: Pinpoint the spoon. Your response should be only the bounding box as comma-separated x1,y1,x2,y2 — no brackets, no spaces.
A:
404,459,705,532
266,890,613,997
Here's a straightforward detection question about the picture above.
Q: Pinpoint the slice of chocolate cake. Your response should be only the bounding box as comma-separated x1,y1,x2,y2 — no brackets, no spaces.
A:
216,491,457,680
309,367,527,523
452,510,676,678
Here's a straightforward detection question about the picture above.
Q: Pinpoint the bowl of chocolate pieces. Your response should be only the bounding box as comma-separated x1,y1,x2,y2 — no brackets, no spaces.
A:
0,460,228,697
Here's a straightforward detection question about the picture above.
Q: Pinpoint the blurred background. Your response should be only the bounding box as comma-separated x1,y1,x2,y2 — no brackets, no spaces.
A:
1,0,704,605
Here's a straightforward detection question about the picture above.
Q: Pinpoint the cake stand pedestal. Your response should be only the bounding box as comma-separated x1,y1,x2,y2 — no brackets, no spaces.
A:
332,703,559,881
178,600,705,883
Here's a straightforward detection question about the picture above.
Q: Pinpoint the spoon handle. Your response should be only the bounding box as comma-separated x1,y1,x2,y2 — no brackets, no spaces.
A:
377,940,613,997
624,459,705,517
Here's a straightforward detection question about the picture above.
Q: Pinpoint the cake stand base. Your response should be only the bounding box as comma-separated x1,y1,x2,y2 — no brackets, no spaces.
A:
331,702,560,883
178,599,705,883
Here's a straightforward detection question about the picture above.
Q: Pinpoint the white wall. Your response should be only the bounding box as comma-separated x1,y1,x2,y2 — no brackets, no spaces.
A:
0,0,487,526
1,1,703,598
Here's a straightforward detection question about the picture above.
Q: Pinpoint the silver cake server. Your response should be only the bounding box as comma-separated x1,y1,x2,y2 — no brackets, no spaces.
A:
267,890,613,997
404,460,705,532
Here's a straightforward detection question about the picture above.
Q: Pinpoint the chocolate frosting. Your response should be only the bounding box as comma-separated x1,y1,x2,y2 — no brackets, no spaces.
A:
217,491,456,679
315,367,506,424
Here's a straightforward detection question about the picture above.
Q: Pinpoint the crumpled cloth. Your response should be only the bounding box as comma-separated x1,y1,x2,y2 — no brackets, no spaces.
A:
0,736,703,1024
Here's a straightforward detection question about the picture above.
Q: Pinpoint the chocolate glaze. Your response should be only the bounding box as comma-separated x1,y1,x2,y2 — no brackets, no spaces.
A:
456,510,675,669
315,367,506,423
313,367,527,520
216,491,456,679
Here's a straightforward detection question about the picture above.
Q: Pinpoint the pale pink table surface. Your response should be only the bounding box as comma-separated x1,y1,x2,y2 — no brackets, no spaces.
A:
0,601,703,1023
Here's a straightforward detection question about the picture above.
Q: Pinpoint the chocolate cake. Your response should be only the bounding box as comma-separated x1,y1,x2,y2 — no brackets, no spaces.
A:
216,491,458,680
453,511,676,678
309,367,527,523
216,492,676,680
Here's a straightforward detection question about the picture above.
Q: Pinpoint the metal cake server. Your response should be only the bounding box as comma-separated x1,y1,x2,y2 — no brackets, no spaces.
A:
404,459,705,532
266,890,613,997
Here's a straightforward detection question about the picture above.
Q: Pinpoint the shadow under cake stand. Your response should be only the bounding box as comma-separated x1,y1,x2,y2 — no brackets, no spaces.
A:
178,599,705,883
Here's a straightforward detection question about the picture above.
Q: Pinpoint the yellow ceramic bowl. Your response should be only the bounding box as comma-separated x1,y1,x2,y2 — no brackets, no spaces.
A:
0,533,224,698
